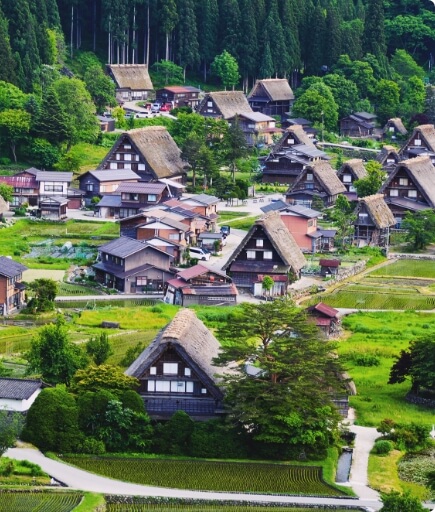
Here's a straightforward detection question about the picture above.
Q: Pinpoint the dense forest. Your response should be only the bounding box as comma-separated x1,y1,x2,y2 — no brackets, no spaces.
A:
1,0,435,92
0,0,434,168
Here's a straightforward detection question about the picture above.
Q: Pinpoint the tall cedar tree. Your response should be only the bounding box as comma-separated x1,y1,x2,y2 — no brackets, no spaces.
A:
214,300,343,457
34,87,71,145
362,0,386,59
0,8,17,86
325,6,342,68
266,0,288,77
175,0,199,78
219,0,240,60
280,0,301,76
160,0,178,61
197,0,218,82
237,0,258,90
306,1,326,75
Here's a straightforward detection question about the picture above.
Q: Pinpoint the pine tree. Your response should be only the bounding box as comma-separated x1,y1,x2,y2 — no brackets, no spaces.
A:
34,87,71,146
160,0,178,61
259,39,274,79
0,8,17,86
280,0,301,75
305,1,326,75
325,6,342,67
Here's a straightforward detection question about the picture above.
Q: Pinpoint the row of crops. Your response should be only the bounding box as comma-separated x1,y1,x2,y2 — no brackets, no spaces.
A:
0,491,82,512
56,298,159,308
62,457,345,496
317,290,435,310
106,504,360,512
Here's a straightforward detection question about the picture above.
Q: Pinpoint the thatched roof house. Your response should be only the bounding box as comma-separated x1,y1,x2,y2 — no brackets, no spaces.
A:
337,159,367,197
380,155,435,226
383,118,407,137
223,211,306,295
108,64,153,102
400,124,435,159
98,126,188,182
248,78,294,116
273,125,315,152
357,194,395,229
125,308,226,419
354,194,395,247
197,91,252,120
287,161,346,207
376,145,399,171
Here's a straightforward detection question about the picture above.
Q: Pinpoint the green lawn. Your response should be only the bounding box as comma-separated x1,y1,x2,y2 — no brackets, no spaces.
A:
338,311,435,426
370,259,435,279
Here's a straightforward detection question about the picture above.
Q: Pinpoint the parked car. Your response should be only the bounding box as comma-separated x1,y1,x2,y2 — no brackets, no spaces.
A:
160,102,172,112
151,102,161,113
220,225,231,236
135,112,149,118
189,247,211,261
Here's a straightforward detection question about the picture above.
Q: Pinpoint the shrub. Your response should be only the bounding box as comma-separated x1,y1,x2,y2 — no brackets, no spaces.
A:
353,354,381,367
78,437,106,455
373,440,394,454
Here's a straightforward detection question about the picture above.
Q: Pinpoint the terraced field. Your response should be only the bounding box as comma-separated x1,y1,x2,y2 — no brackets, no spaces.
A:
106,503,358,512
62,457,346,496
0,491,82,512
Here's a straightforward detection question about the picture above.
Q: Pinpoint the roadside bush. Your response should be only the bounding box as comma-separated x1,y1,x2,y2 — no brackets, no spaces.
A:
77,437,106,455
373,440,394,454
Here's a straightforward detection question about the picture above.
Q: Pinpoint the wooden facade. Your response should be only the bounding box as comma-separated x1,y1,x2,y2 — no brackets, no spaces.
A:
248,79,294,117
156,86,201,109
0,257,27,316
126,309,227,420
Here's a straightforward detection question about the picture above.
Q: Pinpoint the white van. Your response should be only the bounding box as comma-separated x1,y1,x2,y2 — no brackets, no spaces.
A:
189,247,210,261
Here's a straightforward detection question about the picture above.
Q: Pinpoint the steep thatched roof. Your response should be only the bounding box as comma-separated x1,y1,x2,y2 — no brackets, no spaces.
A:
293,161,346,196
376,145,399,165
273,125,315,152
207,91,252,119
385,118,407,135
108,64,153,90
223,211,306,272
125,309,224,395
402,124,435,153
381,155,435,207
338,159,367,181
102,127,187,179
248,78,295,101
357,194,395,229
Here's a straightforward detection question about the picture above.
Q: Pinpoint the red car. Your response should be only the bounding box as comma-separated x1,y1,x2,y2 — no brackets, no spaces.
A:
160,102,172,112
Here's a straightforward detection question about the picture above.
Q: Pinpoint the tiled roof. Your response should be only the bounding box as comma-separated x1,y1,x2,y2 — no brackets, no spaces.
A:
0,257,27,278
0,378,44,399
98,236,147,258
36,171,73,182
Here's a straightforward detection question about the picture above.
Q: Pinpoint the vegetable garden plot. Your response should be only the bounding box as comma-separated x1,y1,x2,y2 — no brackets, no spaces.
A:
0,491,82,512
63,457,345,496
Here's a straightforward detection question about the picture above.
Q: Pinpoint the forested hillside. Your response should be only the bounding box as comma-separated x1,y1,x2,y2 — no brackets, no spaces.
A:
1,0,435,93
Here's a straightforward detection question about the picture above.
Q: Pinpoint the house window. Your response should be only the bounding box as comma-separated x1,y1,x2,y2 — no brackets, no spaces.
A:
408,190,417,198
207,109,213,113
148,194,157,202
124,144,131,149
185,368,191,376
287,138,295,144
124,163,132,170
44,184,63,192
116,153,121,160
308,219,314,227
163,363,178,374
414,139,421,146
342,174,352,183
389,189,399,197
171,381,185,392
256,239,264,247
155,380,171,392
305,183,314,189
264,251,273,260
306,173,313,181
137,276,147,286
399,178,408,186
124,153,132,161
246,250,256,259
387,158,394,163
148,380,155,391
110,163,117,169
169,233,179,240
86,184,93,192
207,101,213,107
186,382,194,392
150,366,156,375
201,388,207,394
138,164,146,171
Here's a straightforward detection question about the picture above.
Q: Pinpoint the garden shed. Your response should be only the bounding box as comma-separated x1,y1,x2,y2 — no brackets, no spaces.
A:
319,259,341,276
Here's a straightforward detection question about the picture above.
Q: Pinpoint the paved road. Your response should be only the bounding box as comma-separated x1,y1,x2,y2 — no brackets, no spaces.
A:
5,447,381,510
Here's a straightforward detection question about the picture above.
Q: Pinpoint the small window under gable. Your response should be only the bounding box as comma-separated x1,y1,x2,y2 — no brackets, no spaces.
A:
184,368,191,377
414,139,421,146
408,190,417,198
256,239,264,247
124,144,132,149
399,178,408,186
264,251,273,260
163,363,178,374
247,250,256,259
390,189,399,197
343,174,352,183
306,173,313,181
150,366,157,375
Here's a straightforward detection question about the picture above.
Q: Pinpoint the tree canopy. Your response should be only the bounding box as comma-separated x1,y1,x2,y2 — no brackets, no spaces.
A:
214,299,344,458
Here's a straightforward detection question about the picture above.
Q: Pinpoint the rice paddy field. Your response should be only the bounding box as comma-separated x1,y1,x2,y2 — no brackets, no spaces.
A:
311,259,435,310
61,457,346,496
338,310,435,426
0,491,82,512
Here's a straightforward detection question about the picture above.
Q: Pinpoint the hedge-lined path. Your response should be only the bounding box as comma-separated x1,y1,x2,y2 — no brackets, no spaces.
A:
5,447,383,510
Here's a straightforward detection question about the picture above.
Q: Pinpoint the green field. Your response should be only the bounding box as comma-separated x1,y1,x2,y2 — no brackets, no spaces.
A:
370,259,435,278
0,491,82,512
61,457,345,496
338,311,435,426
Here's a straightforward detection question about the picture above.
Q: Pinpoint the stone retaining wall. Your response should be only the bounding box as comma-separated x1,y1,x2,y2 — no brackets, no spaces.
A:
406,392,435,408
389,253,435,261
